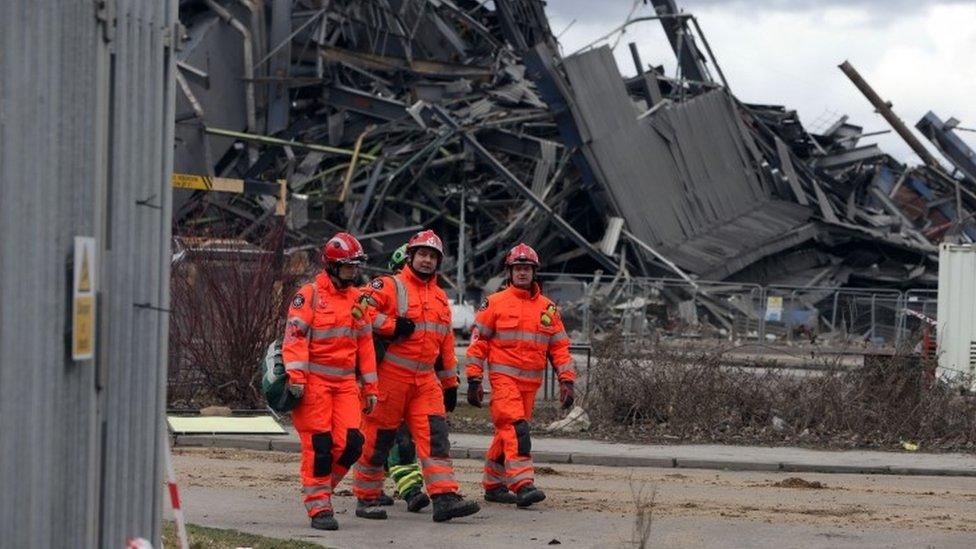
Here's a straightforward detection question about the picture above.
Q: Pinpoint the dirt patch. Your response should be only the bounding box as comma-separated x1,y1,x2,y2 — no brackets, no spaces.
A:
773,477,825,489
535,466,562,475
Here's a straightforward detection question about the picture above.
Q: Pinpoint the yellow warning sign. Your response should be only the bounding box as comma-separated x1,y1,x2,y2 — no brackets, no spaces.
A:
78,252,91,293
73,236,96,361
73,295,94,359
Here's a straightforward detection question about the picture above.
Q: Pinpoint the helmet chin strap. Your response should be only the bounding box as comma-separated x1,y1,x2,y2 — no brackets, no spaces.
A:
327,263,357,288
408,262,434,280
407,250,440,280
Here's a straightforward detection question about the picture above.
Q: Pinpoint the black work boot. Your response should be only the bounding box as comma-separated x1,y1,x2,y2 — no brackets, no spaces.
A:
431,493,480,522
377,491,395,506
516,485,546,508
310,511,339,530
355,498,388,520
403,488,431,512
484,486,518,504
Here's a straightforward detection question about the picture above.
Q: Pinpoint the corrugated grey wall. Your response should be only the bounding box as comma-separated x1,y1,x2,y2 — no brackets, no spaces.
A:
0,1,175,546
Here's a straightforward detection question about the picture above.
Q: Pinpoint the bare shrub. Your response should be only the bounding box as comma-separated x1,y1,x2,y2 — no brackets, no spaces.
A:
588,333,976,450
168,228,309,409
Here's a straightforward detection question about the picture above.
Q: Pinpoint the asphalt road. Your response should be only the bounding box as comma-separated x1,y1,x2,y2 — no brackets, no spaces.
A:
170,447,976,548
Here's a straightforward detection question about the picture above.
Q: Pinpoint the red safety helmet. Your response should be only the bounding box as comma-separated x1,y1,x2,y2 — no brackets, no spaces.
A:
406,229,444,257
504,243,540,267
322,232,367,266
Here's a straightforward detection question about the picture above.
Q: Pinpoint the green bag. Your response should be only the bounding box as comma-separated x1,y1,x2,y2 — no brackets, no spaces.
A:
261,338,300,413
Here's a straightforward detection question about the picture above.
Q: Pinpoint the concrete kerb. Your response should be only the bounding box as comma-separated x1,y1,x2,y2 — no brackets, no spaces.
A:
888,467,976,477
170,435,274,451
171,435,976,478
676,459,781,472
572,453,676,469
780,462,890,475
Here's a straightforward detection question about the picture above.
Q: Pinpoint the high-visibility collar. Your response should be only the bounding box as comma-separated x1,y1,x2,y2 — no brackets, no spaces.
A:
506,282,541,300
400,263,438,288
315,270,350,297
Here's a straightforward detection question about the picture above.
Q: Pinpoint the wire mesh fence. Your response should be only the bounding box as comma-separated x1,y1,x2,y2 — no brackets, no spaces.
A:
538,273,933,353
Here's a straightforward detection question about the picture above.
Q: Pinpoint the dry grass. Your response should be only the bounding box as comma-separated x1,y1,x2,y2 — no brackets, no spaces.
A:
587,334,976,451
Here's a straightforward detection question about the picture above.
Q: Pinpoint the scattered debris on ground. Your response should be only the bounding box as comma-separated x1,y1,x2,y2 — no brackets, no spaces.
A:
773,478,826,490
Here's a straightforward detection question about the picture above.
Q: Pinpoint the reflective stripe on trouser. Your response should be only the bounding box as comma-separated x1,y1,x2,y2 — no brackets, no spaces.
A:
302,483,333,514
484,373,538,492
483,457,506,489
353,372,459,500
294,379,363,517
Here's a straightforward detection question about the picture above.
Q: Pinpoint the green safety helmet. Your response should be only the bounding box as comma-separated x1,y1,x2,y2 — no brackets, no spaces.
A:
388,243,408,272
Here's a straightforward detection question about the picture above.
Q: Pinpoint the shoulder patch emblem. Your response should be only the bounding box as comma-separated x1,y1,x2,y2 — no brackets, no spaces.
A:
292,293,305,308
370,278,384,290
479,298,489,311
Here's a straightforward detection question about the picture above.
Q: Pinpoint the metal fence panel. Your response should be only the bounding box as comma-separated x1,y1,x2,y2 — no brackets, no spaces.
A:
538,273,923,352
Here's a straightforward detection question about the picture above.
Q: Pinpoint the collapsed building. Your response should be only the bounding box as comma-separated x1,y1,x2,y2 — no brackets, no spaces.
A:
170,0,976,341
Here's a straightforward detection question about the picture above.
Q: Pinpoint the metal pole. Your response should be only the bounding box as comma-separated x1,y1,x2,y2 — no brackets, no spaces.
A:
628,42,644,75
838,61,940,169
689,16,730,91
870,293,877,342
205,126,379,160
457,188,466,304
831,291,840,338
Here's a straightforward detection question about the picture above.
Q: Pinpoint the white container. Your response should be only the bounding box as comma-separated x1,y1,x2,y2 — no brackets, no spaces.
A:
937,243,976,390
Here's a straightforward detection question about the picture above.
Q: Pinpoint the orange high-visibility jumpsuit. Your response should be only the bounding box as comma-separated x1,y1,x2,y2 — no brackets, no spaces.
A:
352,267,460,500
465,283,574,492
283,272,378,518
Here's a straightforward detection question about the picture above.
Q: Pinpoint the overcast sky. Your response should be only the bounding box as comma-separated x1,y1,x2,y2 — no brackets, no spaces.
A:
544,0,976,164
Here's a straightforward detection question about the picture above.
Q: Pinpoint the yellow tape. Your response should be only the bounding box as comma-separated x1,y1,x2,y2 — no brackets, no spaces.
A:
171,173,244,194
171,173,213,190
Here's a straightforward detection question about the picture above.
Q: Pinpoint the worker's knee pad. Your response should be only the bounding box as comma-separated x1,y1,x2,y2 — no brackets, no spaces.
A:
514,420,531,456
311,432,333,477
395,426,417,464
370,428,398,467
337,428,364,468
428,415,450,457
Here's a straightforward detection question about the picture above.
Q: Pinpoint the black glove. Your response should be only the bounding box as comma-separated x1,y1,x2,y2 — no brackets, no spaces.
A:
467,380,483,408
393,316,416,339
559,381,575,410
443,387,458,413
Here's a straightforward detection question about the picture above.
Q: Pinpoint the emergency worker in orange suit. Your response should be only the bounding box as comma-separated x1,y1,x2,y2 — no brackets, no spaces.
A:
352,230,481,522
282,232,378,531
464,243,575,507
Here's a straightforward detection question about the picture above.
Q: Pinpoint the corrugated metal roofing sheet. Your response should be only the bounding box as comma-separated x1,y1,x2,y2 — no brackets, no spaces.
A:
561,47,812,277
